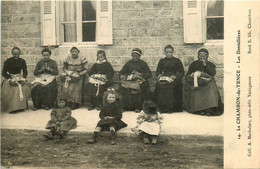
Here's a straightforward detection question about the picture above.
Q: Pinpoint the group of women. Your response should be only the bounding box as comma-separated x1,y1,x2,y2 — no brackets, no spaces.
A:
1,45,223,116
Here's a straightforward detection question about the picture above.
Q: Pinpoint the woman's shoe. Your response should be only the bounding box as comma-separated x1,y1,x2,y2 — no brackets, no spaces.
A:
88,105,95,111
32,107,39,111
135,109,140,113
96,106,101,111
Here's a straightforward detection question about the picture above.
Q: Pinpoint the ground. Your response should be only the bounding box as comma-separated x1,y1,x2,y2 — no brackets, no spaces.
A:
1,129,223,169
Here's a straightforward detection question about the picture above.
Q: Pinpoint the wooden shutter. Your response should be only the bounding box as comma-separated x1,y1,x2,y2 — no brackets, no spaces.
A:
96,0,113,45
183,0,206,43
41,0,60,46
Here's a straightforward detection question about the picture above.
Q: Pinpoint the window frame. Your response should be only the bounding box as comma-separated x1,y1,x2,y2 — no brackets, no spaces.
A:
204,0,224,44
41,0,113,47
60,0,97,44
183,0,224,45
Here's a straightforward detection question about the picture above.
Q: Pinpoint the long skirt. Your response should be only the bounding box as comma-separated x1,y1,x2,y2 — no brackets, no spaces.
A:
1,80,30,113
139,121,161,136
87,83,106,107
154,80,183,113
120,81,151,111
46,117,77,132
62,79,83,104
31,80,58,109
185,80,223,115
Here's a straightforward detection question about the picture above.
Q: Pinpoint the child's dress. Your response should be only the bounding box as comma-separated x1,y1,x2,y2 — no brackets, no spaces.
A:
136,111,163,136
46,107,77,132
96,103,127,131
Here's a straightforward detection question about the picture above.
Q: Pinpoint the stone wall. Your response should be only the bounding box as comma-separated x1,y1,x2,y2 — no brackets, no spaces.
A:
1,0,223,100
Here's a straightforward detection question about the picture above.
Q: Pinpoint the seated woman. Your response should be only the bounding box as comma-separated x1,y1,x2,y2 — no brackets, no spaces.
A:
60,47,88,110
185,48,223,116
154,45,184,113
119,48,152,112
31,48,59,110
1,47,30,113
87,50,114,110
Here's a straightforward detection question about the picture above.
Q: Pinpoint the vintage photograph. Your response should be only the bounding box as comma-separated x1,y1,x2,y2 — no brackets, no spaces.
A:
1,0,226,168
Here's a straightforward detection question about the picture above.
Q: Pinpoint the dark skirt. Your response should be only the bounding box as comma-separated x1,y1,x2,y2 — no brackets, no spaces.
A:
31,79,58,109
97,119,127,131
184,80,223,115
120,81,151,111
154,80,183,113
87,83,106,107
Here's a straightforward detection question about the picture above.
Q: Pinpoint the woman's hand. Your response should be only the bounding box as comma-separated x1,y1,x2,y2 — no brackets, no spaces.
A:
132,70,141,76
120,75,125,80
170,75,176,81
9,79,17,86
45,67,53,72
72,72,80,78
157,74,163,80
66,70,73,76
40,66,46,72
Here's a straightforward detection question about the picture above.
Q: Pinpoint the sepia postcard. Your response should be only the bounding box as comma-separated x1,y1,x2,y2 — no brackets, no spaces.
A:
0,0,259,168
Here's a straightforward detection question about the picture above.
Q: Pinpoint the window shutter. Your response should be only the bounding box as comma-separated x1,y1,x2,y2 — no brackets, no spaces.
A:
41,0,59,46
183,0,206,43
96,0,113,45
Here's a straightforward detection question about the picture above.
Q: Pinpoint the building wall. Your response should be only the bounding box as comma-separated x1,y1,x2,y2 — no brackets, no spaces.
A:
1,0,224,100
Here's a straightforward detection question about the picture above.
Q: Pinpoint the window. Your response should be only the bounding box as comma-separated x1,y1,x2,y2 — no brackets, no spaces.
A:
183,0,224,43
41,0,112,46
62,0,96,42
206,0,224,40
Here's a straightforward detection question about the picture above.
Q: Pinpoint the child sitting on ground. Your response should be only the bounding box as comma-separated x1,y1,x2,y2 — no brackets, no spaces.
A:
44,94,77,139
88,88,127,145
131,100,163,144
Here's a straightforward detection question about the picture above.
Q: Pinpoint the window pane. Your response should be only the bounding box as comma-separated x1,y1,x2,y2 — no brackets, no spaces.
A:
82,0,96,21
82,23,96,41
63,1,77,22
207,0,224,16
64,24,77,42
207,18,224,40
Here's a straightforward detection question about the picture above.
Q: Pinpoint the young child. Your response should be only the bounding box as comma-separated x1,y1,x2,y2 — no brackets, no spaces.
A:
88,88,127,145
132,100,163,144
44,95,77,139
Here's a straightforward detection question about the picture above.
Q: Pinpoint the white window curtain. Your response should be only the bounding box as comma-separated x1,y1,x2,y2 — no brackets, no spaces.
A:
63,0,77,42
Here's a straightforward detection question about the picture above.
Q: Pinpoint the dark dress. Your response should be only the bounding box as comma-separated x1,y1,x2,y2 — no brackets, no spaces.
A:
46,107,77,132
87,61,114,107
2,57,28,79
154,57,184,113
184,60,223,115
31,59,59,109
119,59,152,111
1,57,30,113
96,102,127,131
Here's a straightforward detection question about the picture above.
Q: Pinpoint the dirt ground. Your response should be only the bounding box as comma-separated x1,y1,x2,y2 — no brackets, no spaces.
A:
1,129,223,169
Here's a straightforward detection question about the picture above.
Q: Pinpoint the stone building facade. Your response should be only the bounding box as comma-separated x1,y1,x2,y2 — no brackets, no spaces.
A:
1,0,224,100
